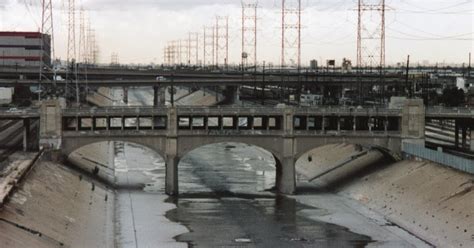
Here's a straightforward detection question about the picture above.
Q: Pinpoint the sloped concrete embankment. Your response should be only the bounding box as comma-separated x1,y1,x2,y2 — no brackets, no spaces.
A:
338,160,474,247
0,158,114,248
297,143,474,247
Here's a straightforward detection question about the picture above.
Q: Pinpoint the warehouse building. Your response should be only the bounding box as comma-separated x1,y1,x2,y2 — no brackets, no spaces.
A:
0,31,51,67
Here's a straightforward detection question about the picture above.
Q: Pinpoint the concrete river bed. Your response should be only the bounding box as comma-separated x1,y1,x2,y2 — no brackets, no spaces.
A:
113,141,372,248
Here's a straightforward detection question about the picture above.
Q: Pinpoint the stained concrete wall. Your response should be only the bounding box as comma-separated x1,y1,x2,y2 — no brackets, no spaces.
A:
295,143,385,188
338,160,474,247
0,160,114,247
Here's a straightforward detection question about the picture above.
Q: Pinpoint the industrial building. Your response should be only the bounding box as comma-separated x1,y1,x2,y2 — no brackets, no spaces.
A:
0,31,51,67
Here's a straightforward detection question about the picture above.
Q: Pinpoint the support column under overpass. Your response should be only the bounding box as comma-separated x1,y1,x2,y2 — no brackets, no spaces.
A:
153,86,166,107
471,129,474,152
23,119,30,152
123,87,129,105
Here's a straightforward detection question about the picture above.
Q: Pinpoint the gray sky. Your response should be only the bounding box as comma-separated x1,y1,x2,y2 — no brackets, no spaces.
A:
0,0,472,66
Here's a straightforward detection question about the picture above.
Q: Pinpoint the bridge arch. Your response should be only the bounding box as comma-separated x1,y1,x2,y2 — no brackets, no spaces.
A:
62,136,167,160
177,142,284,193
176,137,284,162
65,140,166,186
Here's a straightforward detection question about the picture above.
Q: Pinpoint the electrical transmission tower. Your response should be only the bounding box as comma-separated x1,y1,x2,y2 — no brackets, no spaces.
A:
187,32,199,65
39,0,55,101
215,16,229,67
78,7,87,64
203,26,215,67
64,0,79,102
281,0,301,69
241,0,258,68
87,25,99,65
357,0,386,69
111,53,119,65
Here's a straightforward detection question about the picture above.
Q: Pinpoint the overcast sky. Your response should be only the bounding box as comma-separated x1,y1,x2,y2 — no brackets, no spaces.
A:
0,0,472,66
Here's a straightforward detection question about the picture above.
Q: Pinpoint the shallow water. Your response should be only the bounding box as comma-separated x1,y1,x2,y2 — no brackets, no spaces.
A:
113,141,371,248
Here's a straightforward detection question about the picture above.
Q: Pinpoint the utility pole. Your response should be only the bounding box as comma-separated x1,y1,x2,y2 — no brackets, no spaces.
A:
469,52,471,77
406,55,411,98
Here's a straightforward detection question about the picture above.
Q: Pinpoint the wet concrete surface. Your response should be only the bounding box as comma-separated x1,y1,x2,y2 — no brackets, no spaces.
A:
166,195,371,248
113,141,372,248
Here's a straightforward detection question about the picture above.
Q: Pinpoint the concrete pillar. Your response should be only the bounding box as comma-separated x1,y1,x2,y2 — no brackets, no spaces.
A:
39,99,63,150
337,117,341,134
165,155,179,195
153,86,166,107
401,99,425,149
123,87,128,105
23,119,30,152
454,121,460,148
461,125,467,149
470,129,474,152
165,107,179,196
226,86,241,105
278,107,296,195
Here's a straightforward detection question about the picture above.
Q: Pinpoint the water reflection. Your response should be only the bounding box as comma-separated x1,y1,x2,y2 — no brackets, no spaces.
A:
167,195,371,247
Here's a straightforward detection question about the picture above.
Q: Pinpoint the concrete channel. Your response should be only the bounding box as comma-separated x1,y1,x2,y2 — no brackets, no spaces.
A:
0,87,472,247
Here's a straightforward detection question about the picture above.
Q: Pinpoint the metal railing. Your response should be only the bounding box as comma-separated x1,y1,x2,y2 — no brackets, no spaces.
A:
62,106,403,117
426,107,474,116
403,142,474,174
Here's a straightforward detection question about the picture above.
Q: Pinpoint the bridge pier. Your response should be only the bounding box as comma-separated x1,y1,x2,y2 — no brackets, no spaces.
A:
165,155,179,195
23,119,30,152
165,108,179,196
278,108,296,194
123,87,129,105
461,125,468,149
471,129,474,152
153,86,166,107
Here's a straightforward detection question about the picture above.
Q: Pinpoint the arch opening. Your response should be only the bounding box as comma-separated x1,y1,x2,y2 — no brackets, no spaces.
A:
177,142,281,195
67,141,166,191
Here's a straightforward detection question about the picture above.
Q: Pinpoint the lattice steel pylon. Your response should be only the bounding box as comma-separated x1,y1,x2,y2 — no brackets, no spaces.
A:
281,0,301,69
203,26,215,67
187,32,199,65
65,0,78,103
78,7,87,64
357,0,386,69
39,0,55,101
241,0,258,68
215,16,229,67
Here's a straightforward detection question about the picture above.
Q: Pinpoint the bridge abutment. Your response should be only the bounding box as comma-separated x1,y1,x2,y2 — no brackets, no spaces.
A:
401,99,425,149
39,100,63,150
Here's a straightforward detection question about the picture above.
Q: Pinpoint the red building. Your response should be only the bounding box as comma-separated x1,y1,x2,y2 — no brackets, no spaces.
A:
0,31,51,67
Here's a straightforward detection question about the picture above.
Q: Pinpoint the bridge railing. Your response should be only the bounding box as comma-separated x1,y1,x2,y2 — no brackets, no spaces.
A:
0,107,40,117
403,142,474,174
62,106,402,117
426,107,474,116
